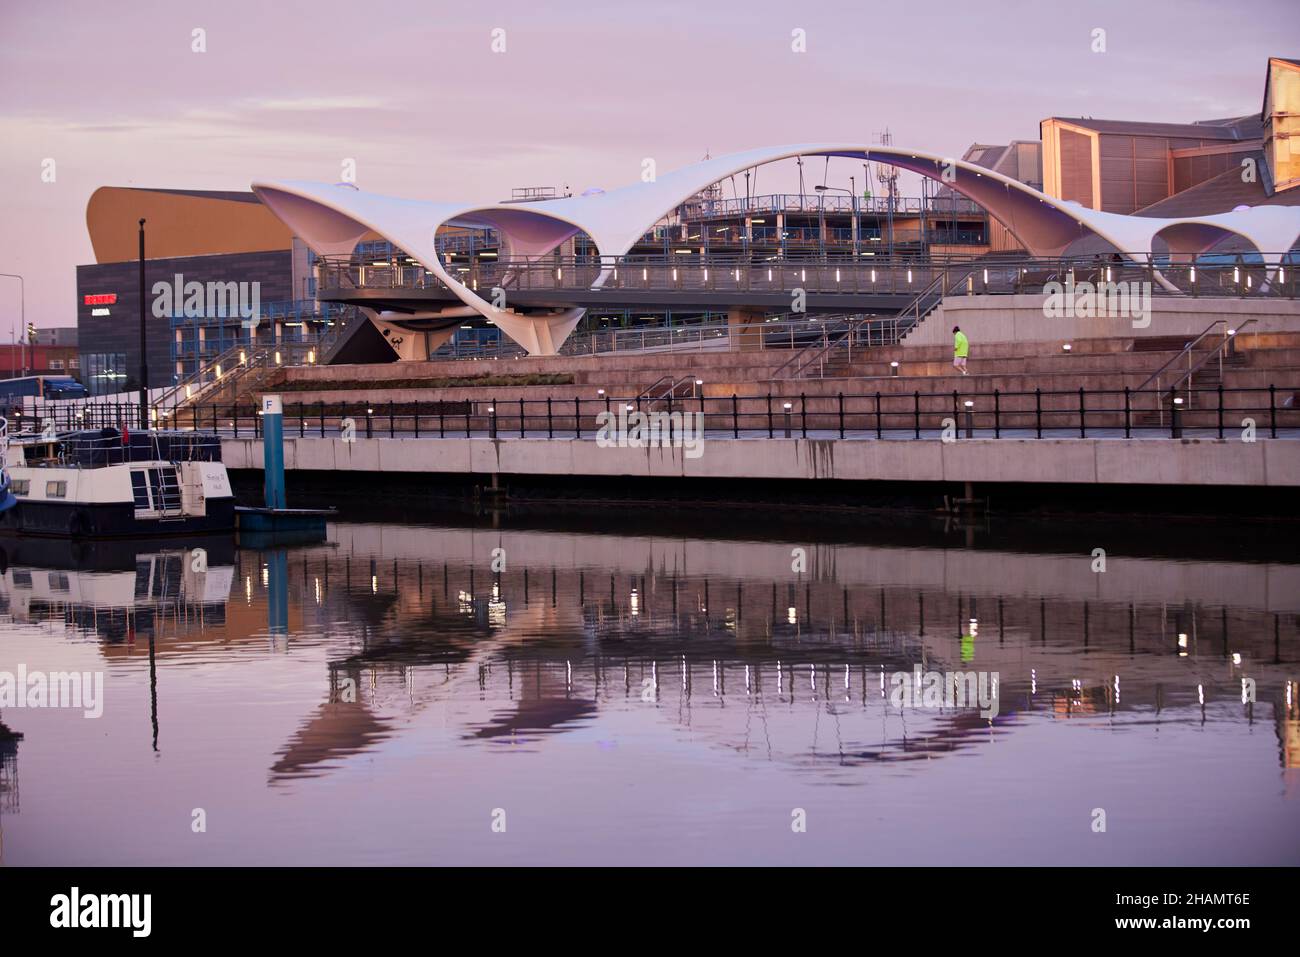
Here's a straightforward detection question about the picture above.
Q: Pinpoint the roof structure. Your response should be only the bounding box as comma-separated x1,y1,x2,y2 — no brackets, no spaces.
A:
253,144,1300,355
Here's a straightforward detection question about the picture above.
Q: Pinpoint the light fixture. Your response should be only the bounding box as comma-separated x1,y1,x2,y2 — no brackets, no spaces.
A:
1062,343,1072,352
890,360,899,376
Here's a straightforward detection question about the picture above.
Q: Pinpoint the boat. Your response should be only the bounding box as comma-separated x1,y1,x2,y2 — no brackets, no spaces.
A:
0,426,235,538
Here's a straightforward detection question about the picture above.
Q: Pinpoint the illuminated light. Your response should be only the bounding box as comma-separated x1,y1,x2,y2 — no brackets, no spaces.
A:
274,351,281,365
871,269,876,282
1232,652,1242,665
261,565,269,586
1233,266,1240,283
367,407,374,415
1198,684,1205,706
982,268,988,284
703,269,709,281
800,269,806,282
630,588,639,616
1173,397,1184,406
83,294,117,305
185,385,192,399
371,575,378,594
214,364,222,378
675,249,692,255
767,269,773,281
787,607,797,624
906,269,912,283
1189,266,1196,282
1246,274,1252,288
835,268,841,282
1228,328,1237,336
734,268,740,281
783,402,792,410
625,404,634,411
1279,266,1286,282
642,268,648,280
1105,266,1112,282
91,308,110,317
963,400,974,409
307,349,316,364
695,379,703,386
555,267,562,281
672,268,677,281
597,388,605,397
1062,343,1072,352
239,351,246,365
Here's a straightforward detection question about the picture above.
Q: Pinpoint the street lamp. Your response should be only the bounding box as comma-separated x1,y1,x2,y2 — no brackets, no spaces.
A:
0,273,24,377
814,184,859,258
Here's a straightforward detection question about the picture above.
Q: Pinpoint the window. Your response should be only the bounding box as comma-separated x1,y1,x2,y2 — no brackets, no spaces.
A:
49,358,64,370
46,480,67,498
129,470,150,510
10,479,29,496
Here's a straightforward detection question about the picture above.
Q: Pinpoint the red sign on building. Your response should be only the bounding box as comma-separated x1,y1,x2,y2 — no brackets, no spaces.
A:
83,293,117,305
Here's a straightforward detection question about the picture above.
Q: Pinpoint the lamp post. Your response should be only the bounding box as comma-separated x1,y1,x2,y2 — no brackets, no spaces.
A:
815,185,858,258
138,219,149,432
0,273,23,377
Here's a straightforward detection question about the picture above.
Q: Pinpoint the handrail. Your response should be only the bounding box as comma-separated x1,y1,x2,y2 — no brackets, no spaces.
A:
1168,320,1259,399
1134,320,1225,395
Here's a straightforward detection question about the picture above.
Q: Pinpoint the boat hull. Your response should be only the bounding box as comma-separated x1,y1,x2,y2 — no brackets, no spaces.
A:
0,497,236,538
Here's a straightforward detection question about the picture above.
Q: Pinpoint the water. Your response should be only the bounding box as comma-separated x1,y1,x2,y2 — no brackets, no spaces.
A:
0,509,1296,866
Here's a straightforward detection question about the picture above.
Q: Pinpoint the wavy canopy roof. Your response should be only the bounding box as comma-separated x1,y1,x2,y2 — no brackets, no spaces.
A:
253,143,1300,355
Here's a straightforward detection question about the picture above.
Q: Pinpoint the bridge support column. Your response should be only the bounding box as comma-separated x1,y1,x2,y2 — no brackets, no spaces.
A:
728,307,765,352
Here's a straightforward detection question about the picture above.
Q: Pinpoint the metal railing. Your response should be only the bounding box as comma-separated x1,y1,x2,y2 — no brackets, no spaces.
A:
17,385,1295,443
317,253,1300,301
1134,320,1259,424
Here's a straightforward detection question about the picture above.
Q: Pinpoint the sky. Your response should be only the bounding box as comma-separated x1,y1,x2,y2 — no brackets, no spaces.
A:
0,0,1297,329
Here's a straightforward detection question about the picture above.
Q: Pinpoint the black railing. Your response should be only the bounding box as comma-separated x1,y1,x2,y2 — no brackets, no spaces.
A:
12,386,1297,443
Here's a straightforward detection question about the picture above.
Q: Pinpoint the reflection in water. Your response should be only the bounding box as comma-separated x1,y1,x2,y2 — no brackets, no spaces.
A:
0,516,1296,865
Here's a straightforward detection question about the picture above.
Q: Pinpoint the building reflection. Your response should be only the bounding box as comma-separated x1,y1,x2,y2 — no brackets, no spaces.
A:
1,520,1295,785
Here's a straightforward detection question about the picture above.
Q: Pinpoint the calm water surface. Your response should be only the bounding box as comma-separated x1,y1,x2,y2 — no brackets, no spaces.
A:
1,510,1297,865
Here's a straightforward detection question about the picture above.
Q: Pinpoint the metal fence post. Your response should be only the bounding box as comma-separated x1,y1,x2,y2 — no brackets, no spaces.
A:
800,393,807,438
875,391,883,439
1078,387,1086,438
732,394,739,438
1270,383,1277,438
414,399,420,438
547,397,553,438
914,390,921,439
838,392,845,439
767,393,774,438
993,389,1000,439
1124,387,1131,438
1035,388,1042,438
574,397,581,439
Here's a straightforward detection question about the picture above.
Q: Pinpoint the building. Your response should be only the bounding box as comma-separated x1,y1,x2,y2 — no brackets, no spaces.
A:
75,186,344,395
1040,57,1300,216
0,344,80,379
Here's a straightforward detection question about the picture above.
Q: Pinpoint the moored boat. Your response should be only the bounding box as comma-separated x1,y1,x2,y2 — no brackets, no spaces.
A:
0,427,235,538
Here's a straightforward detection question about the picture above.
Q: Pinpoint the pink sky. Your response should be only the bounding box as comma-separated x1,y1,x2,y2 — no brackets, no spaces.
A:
0,0,1296,330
